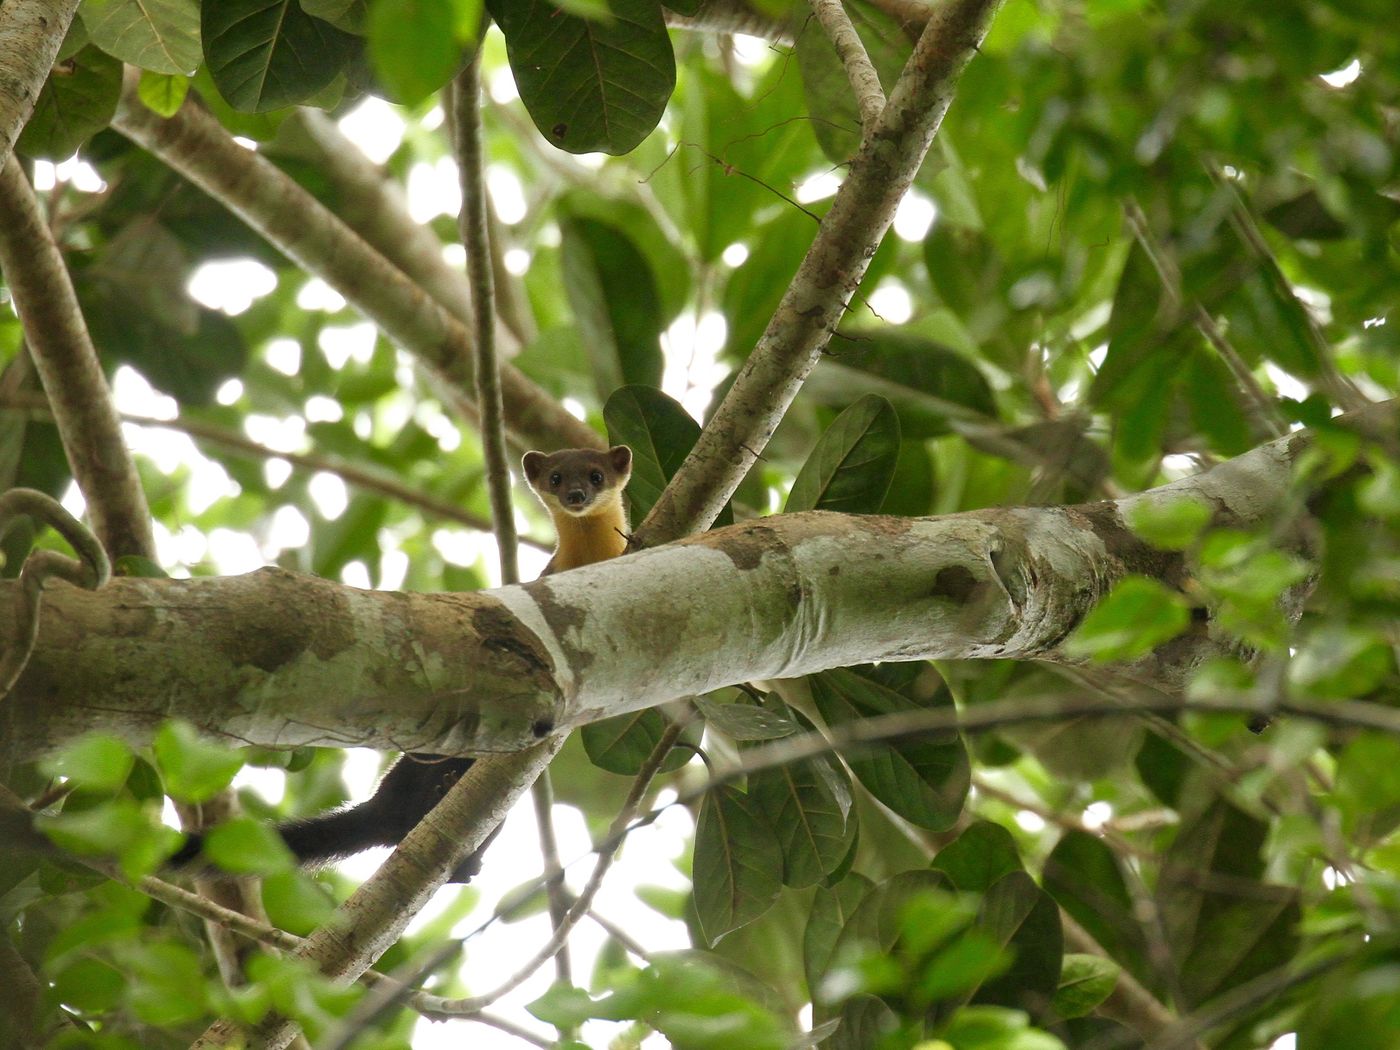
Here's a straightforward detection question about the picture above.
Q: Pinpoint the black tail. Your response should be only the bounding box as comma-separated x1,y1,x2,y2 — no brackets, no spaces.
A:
171,755,487,882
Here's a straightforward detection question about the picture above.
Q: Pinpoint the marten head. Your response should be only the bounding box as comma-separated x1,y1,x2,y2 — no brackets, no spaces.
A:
522,446,632,518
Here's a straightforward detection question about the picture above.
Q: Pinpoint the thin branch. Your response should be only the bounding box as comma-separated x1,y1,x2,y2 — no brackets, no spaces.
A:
0,0,81,167
638,0,1004,546
1203,161,1370,413
1060,912,1197,1046
454,53,519,589
431,721,686,1015
194,741,563,1050
454,48,575,998
0,159,154,559
1192,305,1289,438
288,109,529,353
807,0,887,134
0,392,549,549
1121,199,1287,440
110,74,600,456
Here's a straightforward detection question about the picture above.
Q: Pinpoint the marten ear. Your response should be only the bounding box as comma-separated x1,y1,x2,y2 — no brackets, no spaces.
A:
522,451,546,483
608,445,632,475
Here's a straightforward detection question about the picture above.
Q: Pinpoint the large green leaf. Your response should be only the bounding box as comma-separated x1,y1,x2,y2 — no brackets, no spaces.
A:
366,0,474,107
580,707,696,775
487,0,675,155
559,213,664,394
749,746,854,889
931,820,1023,892
1043,831,1151,985
971,871,1064,1013
604,384,731,526
80,0,201,74
809,668,969,831
803,872,873,994
1156,796,1300,1007
693,785,783,944
16,46,121,160
203,0,355,112
785,395,901,515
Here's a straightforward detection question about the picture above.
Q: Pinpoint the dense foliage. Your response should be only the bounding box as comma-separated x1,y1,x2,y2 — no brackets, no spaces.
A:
2,0,1398,1048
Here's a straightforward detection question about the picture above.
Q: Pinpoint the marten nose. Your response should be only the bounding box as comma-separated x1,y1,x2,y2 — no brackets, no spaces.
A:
565,488,588,507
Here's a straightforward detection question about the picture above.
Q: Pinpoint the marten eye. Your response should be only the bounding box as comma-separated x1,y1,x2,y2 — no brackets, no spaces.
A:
589,470,604,486
549,472,562,487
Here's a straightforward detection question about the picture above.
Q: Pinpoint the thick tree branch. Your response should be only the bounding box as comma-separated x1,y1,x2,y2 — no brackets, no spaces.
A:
638,0,1002,546
0,0,80,167
0,160,154,559
109,76,598,455
10,406,1390,760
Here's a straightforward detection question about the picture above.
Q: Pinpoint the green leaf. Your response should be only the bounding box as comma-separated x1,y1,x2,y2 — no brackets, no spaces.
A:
203,0,355,112
805,333,998,439
785,395,901,514
749,749,855,888
1126,496,1213,551
940,1006,1068,1050
809,668,969,831
581,708,695,775
41,733,135,794
51,956,126,1013
1063,575,1191,662
604,384,730,526
15,45,121,160
559,213,665,394
152,720,243,803
1089,240,1168,409
931,820,1022,892
80,0,202,74
203,817,296,876
367,0,476,107
693,696,798,741
693,786,782,944
487,0,675,155
972,872,1064,1013
1043,831,1150,984
259,871,337,933
37,798,180,878
1053,954,1120,1019
135,71,190,116
1289,623,1392,699
1156,796,1300,1007
116,940,210,1025
1334,733,1400,842
803,872,873,994
300,0,367,32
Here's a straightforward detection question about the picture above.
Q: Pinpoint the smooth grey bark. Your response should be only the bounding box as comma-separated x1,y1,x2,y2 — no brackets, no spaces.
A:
7,409,1374,764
